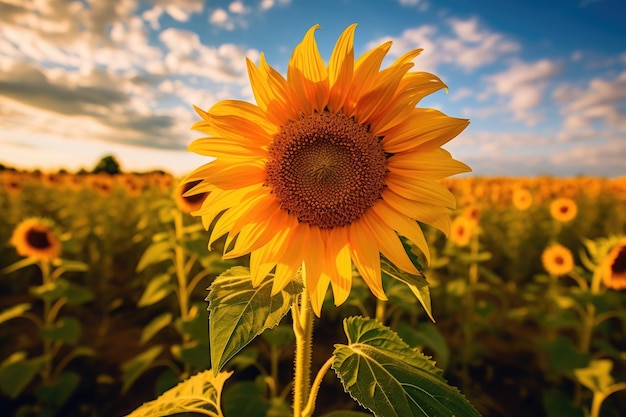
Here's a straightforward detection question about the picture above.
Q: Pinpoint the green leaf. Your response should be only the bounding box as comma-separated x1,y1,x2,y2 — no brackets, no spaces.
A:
206,266,302,375
140,313,172,345
333,317,481,417
396,321,450,370
223,381,269,417
179,304,209,344
51,258,89,272
136,240,173,272
36,371,80,408
176,341,211,369
40,317,81,344
0,303,32,325
1,257,38,275
124,369,232,417
261,324,295,349
381,258,434,322
29,279,93,305
320,412,373,417
121,345,163,393
574,359,615,394
137,273,173,307
540,336,590,374
0,352,49,399
542,389,584,417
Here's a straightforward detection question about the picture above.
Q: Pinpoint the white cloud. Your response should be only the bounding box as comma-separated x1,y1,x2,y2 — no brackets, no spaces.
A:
229,0,248,14
368,17,519,72
259,0,291,11
484,59,561,125
554,71,626,141
158,28,258,83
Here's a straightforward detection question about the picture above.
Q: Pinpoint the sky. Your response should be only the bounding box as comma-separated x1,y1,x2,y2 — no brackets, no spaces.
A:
1,0,625,178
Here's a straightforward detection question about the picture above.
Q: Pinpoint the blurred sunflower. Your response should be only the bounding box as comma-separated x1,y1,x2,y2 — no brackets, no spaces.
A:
449,216,474,247
541,244,574,277
549,197,577,222
600,238,626,290
10,218,61,261
186,24,470,314
175,179,209,214
512,188,533,211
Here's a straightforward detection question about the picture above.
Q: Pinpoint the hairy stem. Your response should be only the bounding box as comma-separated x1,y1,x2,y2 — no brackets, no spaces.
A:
292,290,313,417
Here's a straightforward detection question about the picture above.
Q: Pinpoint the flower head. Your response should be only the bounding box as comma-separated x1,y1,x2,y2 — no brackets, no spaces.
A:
601,238,626,290
186,24,470,315
175,179,209,214
541,244,574,277
549,197,577,222
512,188,533,211
10,218,62,261
449,216,474,247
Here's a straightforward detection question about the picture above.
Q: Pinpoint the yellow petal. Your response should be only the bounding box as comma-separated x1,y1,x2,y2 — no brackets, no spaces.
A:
372,200,431,264
362,210,420,275
302,226,328,316
345,40,392,115
385,174,457,208
188,137,265,159
381,188,452,236
370,72,447,134
387,148,472,179
287,25,329,113
349,219,386,300
324,227,352,306
327,23,357,113
382,109,469,153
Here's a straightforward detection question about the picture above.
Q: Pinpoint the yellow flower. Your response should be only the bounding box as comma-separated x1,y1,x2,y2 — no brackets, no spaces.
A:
549,197,577,222
449,216,474,247
186,24,470,315
601,238,626,290
10,218,62,261
174,179,209,214
541,244,574,277
512,187,533,211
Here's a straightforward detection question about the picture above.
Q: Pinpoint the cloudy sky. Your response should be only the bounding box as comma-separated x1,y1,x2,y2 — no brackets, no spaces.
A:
1,0,625,177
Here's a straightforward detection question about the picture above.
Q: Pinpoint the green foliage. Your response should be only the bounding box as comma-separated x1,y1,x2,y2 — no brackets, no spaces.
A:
381,258,434,322
124,370,232,417
222,381,269,417
29,278,93,305
0,352,49,399
206,266,302,375
36,371,80,409
137,273,174,307
40,317,81,344
333,317,482,417
141,313,173,345
122,345,164,393
0,302,32,325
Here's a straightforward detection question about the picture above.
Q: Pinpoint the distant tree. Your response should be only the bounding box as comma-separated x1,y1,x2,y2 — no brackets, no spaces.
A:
93,155,122,175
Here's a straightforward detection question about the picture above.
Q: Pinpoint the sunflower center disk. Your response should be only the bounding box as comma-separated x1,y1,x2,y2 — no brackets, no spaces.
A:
266,111,387,229
26,229,51,249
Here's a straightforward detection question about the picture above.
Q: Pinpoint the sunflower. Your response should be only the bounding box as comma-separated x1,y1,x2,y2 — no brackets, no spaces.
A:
512,187,533,211
175,179,209,214
185,24,470,315
600,238,626,290
541,244,574,277
449,216,474,247
10,218,62,261
549,197,577,222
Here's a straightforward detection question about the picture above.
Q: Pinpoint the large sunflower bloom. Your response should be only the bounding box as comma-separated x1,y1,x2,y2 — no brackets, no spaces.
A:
186,24,470,315
10,218,62,262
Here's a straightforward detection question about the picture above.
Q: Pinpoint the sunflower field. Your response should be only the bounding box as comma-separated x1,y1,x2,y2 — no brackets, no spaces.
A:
0,169,625,417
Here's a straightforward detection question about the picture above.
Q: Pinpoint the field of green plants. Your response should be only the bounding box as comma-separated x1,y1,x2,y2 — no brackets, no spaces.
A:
1,170,626,417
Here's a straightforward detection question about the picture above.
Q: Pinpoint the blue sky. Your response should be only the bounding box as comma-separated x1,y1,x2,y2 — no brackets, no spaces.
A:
1,0,625,177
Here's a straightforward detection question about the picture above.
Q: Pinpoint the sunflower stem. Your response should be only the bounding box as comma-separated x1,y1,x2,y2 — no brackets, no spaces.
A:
292,289,313,417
